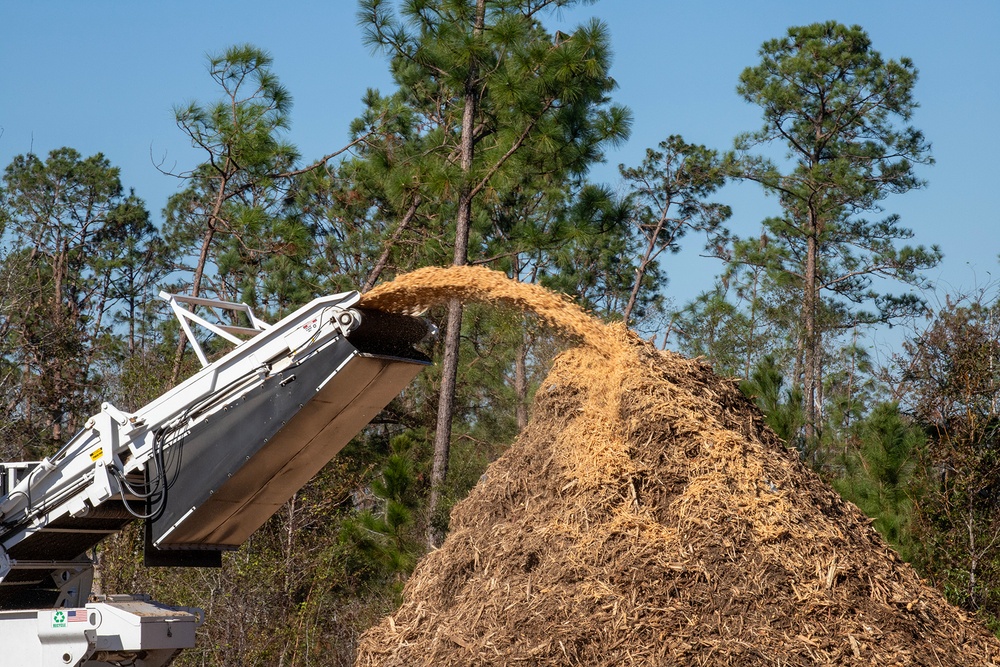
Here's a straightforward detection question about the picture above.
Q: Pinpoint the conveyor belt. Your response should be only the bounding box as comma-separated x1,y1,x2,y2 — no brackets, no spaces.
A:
148,333,428,553
0,304,432,607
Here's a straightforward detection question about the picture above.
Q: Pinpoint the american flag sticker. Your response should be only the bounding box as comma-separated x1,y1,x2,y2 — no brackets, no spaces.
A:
67,610,88,623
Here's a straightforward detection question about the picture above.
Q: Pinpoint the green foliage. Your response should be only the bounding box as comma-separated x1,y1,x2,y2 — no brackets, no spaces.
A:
164,43,307,322
0,147,155,455
894,290,1000,626
356,0,633,548
514,183,638,324
351,0,633,286
833,402,924,561
292,164,421,295
675,287,752,376
673,233,799,379
730,21,939,443
340,434,425,587
174,44,295,178
740,354,804,446
617,136,730,325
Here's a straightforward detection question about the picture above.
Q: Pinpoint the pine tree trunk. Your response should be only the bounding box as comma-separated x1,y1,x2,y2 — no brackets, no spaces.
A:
802,221,820,453
428,299,463,546
515,328,529,431
427,0,486,549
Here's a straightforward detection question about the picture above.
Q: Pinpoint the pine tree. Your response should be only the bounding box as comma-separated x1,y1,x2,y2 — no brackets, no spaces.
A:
358,0,630,545
833,402,923,561
0,148,153,454
732,21,939,445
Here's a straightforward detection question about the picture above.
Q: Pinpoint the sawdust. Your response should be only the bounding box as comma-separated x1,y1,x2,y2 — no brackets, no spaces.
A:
359,265,610,351
354,266,1000,666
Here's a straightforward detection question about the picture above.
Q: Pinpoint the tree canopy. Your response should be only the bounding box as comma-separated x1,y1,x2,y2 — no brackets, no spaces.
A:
731,21,939,445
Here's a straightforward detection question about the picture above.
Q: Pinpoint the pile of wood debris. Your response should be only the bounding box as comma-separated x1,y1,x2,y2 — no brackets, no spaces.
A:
355,266,1000,666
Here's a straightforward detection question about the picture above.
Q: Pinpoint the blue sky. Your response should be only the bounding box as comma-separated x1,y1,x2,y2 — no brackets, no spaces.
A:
1,1,998,339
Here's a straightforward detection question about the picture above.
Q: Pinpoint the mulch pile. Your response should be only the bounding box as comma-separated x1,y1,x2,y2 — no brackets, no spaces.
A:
355,266,1000,666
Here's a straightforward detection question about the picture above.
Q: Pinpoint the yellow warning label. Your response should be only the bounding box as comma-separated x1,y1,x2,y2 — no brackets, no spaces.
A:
90,448,103,461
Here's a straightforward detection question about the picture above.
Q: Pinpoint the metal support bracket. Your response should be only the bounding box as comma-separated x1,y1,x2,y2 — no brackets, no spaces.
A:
160,292,272,368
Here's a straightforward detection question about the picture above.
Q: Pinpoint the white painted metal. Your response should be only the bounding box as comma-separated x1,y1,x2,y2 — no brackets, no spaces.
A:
0,291,363,553
159,291,274,366
0,595,201,666
0,290,390,666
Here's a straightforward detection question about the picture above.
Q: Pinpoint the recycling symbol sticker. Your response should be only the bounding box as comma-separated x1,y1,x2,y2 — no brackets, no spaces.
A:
53,610,66,628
